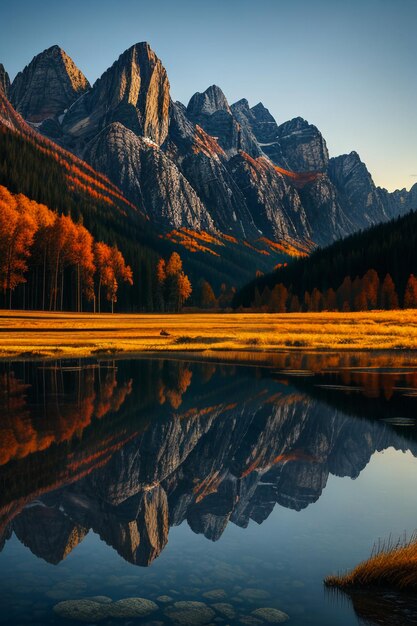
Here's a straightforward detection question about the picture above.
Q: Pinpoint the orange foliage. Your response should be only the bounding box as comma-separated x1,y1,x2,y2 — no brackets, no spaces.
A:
0,187,37,300
0,184,133,311
0,366,132,466
273,165,323,188
193,125,226,158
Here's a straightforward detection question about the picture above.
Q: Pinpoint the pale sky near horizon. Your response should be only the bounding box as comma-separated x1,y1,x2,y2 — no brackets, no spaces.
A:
1,0,416,192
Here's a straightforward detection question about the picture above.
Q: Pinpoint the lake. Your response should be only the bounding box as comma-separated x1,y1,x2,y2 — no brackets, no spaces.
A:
0,353,417,626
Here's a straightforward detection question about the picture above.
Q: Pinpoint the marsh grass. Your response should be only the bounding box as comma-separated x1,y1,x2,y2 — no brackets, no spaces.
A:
325,531,417,592
1,309,417,359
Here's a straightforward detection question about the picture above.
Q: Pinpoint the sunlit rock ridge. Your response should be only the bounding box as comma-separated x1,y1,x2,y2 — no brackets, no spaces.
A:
4,42,416,246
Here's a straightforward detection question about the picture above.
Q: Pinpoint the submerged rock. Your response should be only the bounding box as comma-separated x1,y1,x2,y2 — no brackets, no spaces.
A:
238,589,271,600
88,595,112,604
212,602,236,618
53,599,109,622
53,596,158,621
156,594,173,603
108,597,158,617
164,600,215,624
252,607,290,623
202,589,227,600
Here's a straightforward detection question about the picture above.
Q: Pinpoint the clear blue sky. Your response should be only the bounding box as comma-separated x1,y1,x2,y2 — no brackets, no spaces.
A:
1,0,416,191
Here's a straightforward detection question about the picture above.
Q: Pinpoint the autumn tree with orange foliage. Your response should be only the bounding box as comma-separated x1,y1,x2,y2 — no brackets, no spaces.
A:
94,243,133,313
0,187,37,308
156,252,192,312
252,268,414,313
199,280,217,309
0,185,133,312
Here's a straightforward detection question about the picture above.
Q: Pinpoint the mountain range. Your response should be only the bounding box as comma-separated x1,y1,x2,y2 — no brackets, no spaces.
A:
0,42,415,298
3,43,416,245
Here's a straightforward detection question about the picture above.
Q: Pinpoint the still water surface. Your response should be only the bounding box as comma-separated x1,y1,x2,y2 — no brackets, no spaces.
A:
0,354,417,626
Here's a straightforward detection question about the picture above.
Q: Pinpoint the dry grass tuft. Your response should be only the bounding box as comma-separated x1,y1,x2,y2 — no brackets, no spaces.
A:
325,532,417,592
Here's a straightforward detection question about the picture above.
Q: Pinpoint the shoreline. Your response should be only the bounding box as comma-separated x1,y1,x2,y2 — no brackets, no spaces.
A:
1,309,417,362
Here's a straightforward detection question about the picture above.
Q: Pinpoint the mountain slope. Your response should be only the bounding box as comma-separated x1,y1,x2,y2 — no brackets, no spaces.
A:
234,208,417,309
0,85,300,306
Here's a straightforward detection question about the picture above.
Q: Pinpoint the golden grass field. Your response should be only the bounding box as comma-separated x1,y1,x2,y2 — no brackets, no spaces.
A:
325,534,417,592
0,309,417,360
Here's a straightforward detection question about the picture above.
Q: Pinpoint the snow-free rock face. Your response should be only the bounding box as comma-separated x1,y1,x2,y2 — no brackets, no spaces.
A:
187,85,241,155
228,152,311,241
380,182,417,217
0,64,10,97
85,122,215,231
187,84,231,117
10,45,89,122
168,101,259,237
62,42,170,149
328,151,390,229
249,102,280,143
298,174,353,245
273,117,329,172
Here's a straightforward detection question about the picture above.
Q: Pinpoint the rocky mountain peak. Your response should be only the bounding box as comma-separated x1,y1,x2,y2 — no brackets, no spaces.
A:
187,84,231,117
61,41,170,147
328,151,390,228
10,45,90,122
231,97,250,111
0,63,10,97
249,102,279,143
275,117,329,172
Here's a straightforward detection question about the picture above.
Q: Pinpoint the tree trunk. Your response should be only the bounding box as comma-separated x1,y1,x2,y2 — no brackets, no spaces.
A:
42,248,47,311
98,277,101,313
61,271,64,311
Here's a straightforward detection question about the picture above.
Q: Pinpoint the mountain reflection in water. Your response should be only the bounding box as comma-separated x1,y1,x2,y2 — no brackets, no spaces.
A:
1,355,417,626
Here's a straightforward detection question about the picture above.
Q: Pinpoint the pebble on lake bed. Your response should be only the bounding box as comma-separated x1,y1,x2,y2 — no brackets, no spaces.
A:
212,602,236,618
252,607,290,623
238,589,271,600
53,599,109,622
156,595,173,603
53,596,158,621
164,600,215,624
202,589,227,600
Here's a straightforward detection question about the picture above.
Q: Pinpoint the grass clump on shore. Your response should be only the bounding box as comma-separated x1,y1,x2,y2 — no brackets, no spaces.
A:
325,532,417,592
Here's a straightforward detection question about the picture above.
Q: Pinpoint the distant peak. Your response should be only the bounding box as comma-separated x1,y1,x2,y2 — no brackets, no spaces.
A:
251,102,268,112
47,44,64,53
0,63,10,96
231,98,250,109
250,102,277,124
187,84,230,117
10,44,90,122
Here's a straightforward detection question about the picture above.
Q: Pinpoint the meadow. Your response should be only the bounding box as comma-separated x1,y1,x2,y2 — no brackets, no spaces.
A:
1,309,417,359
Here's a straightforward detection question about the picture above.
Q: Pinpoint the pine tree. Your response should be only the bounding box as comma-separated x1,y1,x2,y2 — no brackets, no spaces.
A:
200,280,217,309
404,274,417,308
380,274,399,310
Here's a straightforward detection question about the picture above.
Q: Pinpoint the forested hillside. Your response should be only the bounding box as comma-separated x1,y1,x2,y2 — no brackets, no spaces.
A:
234,210,417,311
